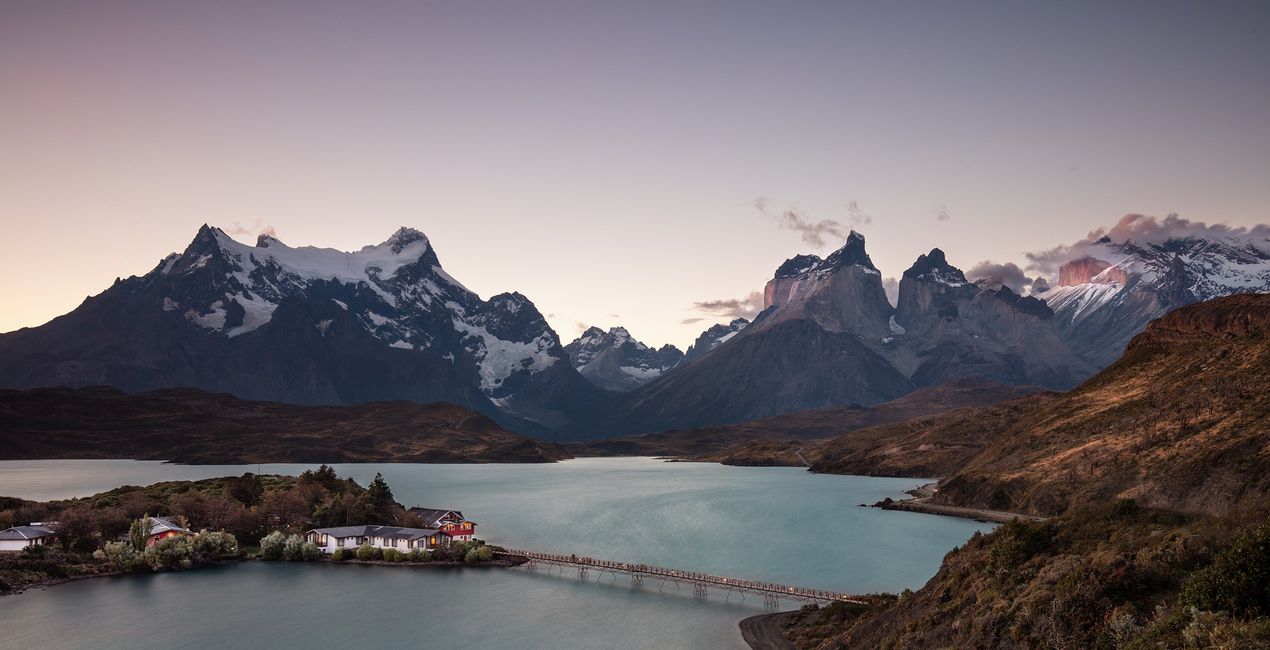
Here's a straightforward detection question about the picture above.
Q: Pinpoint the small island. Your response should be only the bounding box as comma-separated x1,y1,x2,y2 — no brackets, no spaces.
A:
0,466,506,595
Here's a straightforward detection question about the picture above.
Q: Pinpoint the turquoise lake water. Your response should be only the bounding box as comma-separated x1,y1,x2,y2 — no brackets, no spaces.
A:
0,458,992,649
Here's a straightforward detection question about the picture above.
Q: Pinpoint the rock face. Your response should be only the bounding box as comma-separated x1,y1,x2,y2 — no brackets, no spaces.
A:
564,326,682,392
758,231,895,339
887,249,1093,389
678,318,749,365
1036,234,1270,367
0,225,604,437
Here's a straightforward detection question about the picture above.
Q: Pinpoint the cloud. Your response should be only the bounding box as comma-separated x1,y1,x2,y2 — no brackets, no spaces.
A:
966,261,1033,293
846,200,872,227
754,196,847,248
680,317,705,325
1025,213,1270,275
225,220,277,239
691,291,764,320
935,206,952,221
882,277,899,306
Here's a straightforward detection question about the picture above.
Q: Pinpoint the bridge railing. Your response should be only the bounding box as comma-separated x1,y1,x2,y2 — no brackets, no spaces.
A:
496,548,865,604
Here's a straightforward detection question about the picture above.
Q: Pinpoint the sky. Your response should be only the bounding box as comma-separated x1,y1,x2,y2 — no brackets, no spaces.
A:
2,1,1268,349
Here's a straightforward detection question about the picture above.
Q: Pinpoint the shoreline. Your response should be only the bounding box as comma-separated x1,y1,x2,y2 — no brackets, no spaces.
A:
872,481,1047,524
739,611,798,650
2,555,524,597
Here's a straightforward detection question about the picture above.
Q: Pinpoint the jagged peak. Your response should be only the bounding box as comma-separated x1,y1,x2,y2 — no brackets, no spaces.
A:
822,230,878,272
904,248,967,284
774,254,823,279
382,226,430,254
256,233,283,248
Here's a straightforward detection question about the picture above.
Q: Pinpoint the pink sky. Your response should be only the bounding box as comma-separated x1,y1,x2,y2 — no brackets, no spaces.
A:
2,2,1268,348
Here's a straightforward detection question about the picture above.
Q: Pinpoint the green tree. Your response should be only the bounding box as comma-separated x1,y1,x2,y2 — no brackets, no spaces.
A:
367,473,395,523
128,515,153,552
229,474,264,507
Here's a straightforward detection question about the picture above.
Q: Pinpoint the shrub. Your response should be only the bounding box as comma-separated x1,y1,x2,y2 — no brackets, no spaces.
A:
1181,521,1270,617
259,531,287,560
282,534,306,561
464,548,480,563
382,548,402,562
94,541,145,573
476,545,493,562
301,541,321,561
331,548,347,561
354,544,379,561
407,549,429,563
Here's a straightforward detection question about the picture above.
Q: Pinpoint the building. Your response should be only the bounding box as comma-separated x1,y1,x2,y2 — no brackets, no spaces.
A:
407,507,477,540
146,516,192,547
305,525,441,554
0,523,56,552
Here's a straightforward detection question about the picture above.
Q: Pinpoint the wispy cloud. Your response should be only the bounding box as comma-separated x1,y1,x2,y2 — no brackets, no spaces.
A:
680,317,705,325
882,277,899,305
935,206,952,221
691,291,764,320
225,219,277,239
754,196,846,248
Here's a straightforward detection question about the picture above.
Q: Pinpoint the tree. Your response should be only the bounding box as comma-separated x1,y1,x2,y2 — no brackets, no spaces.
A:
56,505,101,551
129,515,153,552
229,474,264,507
1181,521,1270,617
367,473,395,524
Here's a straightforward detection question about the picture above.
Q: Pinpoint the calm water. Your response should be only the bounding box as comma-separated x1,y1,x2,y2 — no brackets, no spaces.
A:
0,458,992,649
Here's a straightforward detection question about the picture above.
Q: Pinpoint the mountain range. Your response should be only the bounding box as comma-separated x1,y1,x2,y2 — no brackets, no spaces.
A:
0,221,1265,441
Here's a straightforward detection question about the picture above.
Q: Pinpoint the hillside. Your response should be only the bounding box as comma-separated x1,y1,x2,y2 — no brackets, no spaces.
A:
0,387,570,464
934,293,1270,516
570,379,1040,460
775,295,1270,649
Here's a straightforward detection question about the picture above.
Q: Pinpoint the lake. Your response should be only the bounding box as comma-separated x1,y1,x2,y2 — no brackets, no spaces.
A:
0,458,992,648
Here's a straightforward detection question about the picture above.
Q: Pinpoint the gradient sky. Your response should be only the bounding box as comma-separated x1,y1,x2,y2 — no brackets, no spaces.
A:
3,1,1268,349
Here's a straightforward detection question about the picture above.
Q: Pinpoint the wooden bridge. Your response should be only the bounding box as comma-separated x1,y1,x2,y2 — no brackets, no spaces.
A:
495,548,868,608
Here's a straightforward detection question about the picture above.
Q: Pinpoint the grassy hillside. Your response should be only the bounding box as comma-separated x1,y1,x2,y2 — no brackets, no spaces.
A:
0,386,570,464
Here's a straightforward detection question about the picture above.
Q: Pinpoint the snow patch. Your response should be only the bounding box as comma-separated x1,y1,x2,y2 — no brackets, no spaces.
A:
452,318,558,391
225,293,278,337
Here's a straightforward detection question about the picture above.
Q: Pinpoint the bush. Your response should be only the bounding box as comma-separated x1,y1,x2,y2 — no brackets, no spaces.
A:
354,544,380,561
259,531,287,561
301,541,321,561
476,545,493,562
1181,521,1270,617
407,549,429,563
282,534,306,561
464,548,480,563
94,541,145,573
331,548,347,561
382,548,402,562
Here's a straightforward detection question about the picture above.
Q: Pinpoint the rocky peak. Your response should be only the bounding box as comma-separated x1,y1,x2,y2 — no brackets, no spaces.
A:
383,227,429,254
1030,277,1051,295
903,248,967,285
256,233,282,248
821,231,878,272
1059,256,1114,286
774,254,823,279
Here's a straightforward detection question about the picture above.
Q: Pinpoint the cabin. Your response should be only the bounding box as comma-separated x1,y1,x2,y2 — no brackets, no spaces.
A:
0,523,56,552
305,525,443,554
407,507,477,539
146,516,192,547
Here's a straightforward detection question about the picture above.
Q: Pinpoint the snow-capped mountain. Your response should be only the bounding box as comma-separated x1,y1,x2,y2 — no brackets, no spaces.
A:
678,318,749,366
0,225,602,435
579,233,1093,437
1035,235,1270,366
564,326,682,392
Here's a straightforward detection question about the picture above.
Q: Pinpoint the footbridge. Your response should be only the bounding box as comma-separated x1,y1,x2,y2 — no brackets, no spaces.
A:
495,548,868,608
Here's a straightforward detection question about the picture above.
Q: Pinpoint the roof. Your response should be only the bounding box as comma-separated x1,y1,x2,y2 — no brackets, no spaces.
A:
407,507,464,527
308,525,438,541
441,528,475,537
0,524,55,541
148,516,191,536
